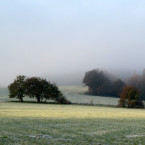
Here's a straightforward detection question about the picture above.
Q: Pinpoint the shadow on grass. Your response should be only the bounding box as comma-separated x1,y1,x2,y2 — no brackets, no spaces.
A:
7,100,145,110
8,100,120,108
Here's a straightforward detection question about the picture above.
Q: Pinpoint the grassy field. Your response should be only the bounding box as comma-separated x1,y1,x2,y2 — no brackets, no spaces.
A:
0,86,145,145
0,102,145,145
0,86,119,105
60,86,119,106
0,88,9,101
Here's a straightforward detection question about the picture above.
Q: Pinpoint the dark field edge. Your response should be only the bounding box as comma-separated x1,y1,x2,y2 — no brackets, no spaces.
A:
3,100,145,110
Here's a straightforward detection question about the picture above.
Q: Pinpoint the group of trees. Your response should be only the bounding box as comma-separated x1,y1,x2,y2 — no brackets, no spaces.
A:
83,69,144,108
83,69,125,97
127,70,145,100
8,75,70,104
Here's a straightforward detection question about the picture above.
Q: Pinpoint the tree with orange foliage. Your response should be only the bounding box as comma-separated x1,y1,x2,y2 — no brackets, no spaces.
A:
118,86,144,108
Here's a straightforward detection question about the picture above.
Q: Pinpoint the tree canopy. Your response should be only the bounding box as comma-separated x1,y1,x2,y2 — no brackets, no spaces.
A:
111,79,126,96
83,69,125,96
8,75,26,102
118,86,144,108
83,69,112,95
126,70,145,100
24,77,46,103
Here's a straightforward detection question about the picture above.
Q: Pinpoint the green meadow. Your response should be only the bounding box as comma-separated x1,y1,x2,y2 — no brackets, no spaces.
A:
0,86,145,145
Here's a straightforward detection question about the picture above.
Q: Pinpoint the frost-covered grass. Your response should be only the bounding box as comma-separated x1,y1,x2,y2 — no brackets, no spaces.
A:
60,86,119,106
0,86,119,105
0,86,145,144
0,102,145,145
0,88,9,101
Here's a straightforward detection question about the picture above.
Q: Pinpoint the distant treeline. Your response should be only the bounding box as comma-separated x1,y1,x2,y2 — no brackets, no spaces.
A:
83,68,145,100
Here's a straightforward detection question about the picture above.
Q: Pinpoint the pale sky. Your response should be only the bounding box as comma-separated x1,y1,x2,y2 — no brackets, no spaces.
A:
0,0,145,86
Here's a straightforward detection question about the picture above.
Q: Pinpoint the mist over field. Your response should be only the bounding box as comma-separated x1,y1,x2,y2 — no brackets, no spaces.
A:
45,69,144,86
1,2,145,145
0,0,145,86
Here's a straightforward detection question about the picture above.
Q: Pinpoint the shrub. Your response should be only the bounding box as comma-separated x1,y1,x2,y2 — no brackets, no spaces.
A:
55,95,71,104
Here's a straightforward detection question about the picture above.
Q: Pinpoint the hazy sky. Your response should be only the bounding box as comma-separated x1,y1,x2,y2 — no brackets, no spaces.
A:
0,0,145,86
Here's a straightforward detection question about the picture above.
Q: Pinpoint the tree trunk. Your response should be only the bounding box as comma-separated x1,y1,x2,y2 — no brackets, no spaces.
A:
37,97,40,103
19,97,23,102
